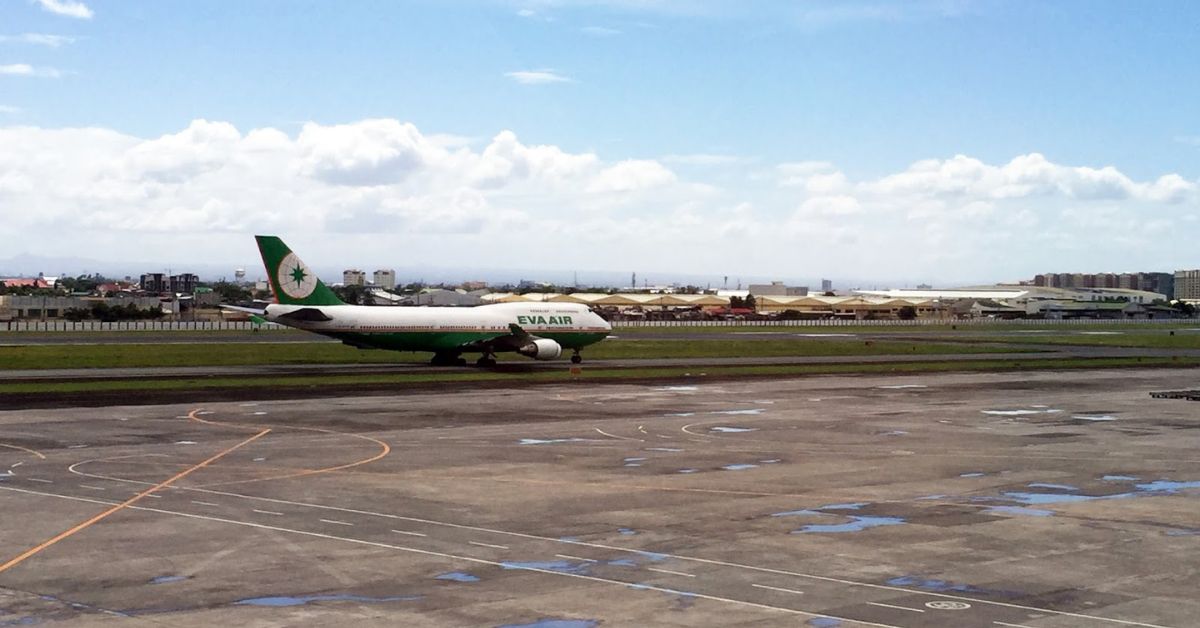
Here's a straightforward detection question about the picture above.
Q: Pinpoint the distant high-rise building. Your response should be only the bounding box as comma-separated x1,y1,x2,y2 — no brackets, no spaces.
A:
1175,270,1200,300
821,279,833,292
169,273,198,294
140,273,167,293
343,269,366,286
373,269,396,290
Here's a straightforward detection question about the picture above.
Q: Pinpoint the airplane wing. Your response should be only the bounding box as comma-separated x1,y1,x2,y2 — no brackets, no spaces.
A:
274,307,334,322
457,323,533,353
220,304,266,316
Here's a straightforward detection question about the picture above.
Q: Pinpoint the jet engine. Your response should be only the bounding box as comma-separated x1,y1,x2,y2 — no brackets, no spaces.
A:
518,338,563,361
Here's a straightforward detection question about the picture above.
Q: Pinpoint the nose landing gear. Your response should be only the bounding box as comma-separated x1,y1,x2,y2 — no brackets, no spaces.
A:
570,350,583,364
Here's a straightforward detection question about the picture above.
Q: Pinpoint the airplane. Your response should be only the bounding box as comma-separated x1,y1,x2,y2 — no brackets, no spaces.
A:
225,236,611,366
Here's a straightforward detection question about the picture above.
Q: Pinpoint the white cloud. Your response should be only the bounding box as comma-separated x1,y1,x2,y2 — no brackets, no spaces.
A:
586,159,677,193
0,118,1196,283
35,0,93,19
0,63,61,78
581,26,622,36
504,69,573,84
0,105,20,114
0,33,75,47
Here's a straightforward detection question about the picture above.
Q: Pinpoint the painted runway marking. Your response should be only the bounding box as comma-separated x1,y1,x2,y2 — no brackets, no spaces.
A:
648,567,695,578
926,600,971,610
391,529,427,537
192,500,219,507
752,584,805,595
0,429,269,576
0,443,46,459
320,519,354,526
252,509,283,516
78,485,106,491
869,602,925,613
994,622,1028,627
27,478,52,483
594,428,642,442
57,468,1173,628
143,493,161,498
10,462,23,469
556,554,597,562
67,445,89,449
469,541,509,550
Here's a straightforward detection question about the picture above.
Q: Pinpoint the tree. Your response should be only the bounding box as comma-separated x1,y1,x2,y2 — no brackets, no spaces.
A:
210,281,253,303
744,294,757,311
333,284,371,305
897,305,918,320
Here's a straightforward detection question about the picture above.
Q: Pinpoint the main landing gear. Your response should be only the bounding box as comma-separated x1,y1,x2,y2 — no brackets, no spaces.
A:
476,354,497,367
430,352,467,366
570,350,583,364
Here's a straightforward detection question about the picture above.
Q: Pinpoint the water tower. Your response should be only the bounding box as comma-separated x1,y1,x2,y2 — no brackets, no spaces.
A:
234,268,246,284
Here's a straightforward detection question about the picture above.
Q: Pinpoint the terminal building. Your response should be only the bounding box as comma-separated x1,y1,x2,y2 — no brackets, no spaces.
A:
1176,270,1200,301
343,269,367,286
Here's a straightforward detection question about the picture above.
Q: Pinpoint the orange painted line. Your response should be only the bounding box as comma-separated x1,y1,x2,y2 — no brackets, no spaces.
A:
0,443,46,460
0,429,270,575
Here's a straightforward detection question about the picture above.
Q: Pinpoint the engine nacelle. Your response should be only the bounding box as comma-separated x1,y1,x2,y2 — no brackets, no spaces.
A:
518,338,563,361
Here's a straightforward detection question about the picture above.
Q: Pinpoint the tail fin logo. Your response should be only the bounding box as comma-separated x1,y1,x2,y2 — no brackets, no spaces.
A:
277,252,317,300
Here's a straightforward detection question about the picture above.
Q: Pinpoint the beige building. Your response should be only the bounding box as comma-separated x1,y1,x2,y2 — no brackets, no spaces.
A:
343,269,366,286
373,269,396,290
1176,270,1200,301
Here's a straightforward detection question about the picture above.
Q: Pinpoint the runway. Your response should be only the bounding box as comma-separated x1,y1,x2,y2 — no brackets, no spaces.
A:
2,369,1199,626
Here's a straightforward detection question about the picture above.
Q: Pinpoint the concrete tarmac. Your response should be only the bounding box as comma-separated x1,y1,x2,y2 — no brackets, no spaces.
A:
1,368,1199,626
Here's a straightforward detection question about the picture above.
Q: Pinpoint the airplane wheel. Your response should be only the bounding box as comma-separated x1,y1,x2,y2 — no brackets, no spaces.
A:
476,356,497,367
456,357,468,367
570,354,583,364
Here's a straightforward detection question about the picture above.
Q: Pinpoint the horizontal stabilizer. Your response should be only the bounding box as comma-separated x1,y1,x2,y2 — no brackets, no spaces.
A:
276,307,334,322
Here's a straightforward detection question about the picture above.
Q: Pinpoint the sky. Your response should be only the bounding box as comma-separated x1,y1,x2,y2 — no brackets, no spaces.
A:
1,0,1198,287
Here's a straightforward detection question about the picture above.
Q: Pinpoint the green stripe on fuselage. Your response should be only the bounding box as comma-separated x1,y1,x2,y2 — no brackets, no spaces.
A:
325,330,609,353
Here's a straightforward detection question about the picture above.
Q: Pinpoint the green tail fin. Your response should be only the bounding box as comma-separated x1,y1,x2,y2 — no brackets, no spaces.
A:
255,235,345,306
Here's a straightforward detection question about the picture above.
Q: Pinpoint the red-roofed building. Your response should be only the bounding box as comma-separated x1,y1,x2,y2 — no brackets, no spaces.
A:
1,278,49,289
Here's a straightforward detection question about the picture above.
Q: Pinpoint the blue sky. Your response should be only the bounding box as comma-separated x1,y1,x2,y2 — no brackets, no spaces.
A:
2,0,1199,285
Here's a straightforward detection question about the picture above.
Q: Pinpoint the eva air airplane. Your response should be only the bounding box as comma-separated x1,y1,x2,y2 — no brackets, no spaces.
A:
234,236,611,366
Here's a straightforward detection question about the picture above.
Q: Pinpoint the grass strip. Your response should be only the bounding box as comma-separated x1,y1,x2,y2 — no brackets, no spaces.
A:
0,339,1032,370
4,357,1197,395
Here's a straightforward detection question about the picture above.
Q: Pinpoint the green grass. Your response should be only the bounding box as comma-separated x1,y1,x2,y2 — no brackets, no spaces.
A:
0,339,1033,370
955,332,1200,349
2,356,1197,395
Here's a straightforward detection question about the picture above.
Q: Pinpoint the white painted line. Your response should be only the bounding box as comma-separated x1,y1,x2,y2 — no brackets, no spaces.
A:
252,509,283,516
751,584,805,595
27,478,52,483
11,462,23,469
648,567,695,578
556,554,597,563
0,485,907,628
192,500,219,507
469,541,509,550
391,529,427,537
320,519,354,526
67,445,89,449
869,602,925,613
143,493,162,498
994,622,1027,627
79,484,106,491
594,428,642,442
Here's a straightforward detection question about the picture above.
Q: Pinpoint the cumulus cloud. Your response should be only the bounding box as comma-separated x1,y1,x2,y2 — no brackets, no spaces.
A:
0,118,1195,282
35,0,93,19
504,69,573,84
0,63,61,78
0,33,75,47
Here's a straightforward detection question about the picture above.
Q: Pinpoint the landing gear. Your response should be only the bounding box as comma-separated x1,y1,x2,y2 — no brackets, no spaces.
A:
570,350,583,364
476,354,497,367
430,352,467,367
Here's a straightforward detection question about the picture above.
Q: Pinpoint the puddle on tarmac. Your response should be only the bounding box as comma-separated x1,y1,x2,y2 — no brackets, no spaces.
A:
518,438,592,445
984,505,1055,517
435,572,480,583
722,464,758,471
710,427,756,433
877,385,928,389
1027,483,1079,491
656,386,698,392
710,409,765,416
618,528,637,536
878,430,909,436
149,575,187,585
772,503,903,533
501,560,593,575
806,617,843,627
959,472,986,478
663,412,696,417
1073,415,1117,421
886,576,995,595
646,448,682,452
676,468,698,474
235,594,420,607
1102,475,1138,481
497,619,599,628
